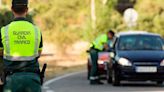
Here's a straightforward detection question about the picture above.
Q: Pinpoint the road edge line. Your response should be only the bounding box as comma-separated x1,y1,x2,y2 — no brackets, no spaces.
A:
43,71,85,87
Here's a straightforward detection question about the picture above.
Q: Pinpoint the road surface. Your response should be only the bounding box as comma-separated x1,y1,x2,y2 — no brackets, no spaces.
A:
42,71,164,92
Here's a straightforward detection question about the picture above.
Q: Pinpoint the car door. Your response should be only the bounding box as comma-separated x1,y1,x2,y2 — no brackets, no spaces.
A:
108,37,118,76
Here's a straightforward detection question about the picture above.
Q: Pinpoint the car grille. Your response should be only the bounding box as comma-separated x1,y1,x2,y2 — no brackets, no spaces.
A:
133,62,158,66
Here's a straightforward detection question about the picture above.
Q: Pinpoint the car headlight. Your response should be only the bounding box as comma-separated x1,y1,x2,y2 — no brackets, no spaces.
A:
118,58,132,66
98,60,105,64
160,60,164,66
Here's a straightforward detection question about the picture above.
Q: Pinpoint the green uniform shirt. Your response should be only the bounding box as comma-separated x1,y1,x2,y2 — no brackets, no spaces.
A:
0,17,43,72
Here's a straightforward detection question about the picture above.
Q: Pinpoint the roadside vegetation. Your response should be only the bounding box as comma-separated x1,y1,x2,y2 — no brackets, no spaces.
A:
1,0,164,48
1,0,164,77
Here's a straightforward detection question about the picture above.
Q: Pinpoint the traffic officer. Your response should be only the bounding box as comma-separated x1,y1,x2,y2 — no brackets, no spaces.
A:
90,30,115,85
0,0,43,92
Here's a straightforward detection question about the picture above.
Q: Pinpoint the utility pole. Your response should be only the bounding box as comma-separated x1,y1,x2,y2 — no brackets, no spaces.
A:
91,0,96,30
0,0,2,8
102,0,108,5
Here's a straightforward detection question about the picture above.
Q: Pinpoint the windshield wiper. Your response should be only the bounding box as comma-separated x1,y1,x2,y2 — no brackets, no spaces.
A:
136,48,161,51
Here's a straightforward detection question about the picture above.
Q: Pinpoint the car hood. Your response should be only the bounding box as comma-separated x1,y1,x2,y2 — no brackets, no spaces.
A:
117,51,164,62
98,52,110,61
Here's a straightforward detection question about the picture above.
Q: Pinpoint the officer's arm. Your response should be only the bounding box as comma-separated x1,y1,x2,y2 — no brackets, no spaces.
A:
0,50,3,56
102,35,109,51
39,33,43,56
0,29,3,56
103,43,109,51
39,50,42,55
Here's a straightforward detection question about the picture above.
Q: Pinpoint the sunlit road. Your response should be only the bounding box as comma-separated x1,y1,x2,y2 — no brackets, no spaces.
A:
42,71,164,92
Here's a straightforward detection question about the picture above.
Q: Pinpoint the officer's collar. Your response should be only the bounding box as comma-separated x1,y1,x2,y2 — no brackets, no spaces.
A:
13,17,28,22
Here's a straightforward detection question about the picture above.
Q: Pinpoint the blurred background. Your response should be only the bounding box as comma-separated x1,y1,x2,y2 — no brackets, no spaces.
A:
0,0,164,79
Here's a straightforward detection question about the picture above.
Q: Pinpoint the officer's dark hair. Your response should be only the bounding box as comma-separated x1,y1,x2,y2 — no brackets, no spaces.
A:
107,30,115,36
12,5,28,15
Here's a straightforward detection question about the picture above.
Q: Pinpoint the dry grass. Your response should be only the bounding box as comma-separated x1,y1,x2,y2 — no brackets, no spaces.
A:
38,41,89,80
39,60,86,80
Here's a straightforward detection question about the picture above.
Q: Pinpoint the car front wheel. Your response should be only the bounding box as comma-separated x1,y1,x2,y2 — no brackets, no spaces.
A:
107,74,112,84
106,63,112,84
156,81,163,85
87,68,90,80
112,69,120,86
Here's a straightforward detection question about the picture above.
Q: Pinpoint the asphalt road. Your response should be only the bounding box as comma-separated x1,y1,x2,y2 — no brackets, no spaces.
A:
42,71,164,92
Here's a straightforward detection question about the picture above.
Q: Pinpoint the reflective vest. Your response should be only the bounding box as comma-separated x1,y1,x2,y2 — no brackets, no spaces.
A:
91,34,108,51
1,21,41,61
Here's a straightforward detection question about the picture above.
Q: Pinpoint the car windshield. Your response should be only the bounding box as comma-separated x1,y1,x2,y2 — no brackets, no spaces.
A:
118,35,164,51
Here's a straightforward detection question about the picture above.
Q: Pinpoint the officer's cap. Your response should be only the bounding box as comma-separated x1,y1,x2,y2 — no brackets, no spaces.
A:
12,0,28,7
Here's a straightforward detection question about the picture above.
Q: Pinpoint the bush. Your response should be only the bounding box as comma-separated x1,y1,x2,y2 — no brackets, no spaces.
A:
0,9,33,28
135,0,164,36
2,0,164,52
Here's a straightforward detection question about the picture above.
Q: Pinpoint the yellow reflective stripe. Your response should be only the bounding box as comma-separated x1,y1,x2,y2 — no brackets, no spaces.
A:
4,25,10,55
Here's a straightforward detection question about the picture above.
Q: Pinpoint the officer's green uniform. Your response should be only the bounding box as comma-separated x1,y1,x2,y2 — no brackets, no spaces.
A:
90,34,108,83
0,0,43,92
1,18,42,92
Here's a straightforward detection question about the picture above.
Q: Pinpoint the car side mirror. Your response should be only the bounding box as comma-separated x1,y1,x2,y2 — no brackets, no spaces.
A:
108,48,115,52
110,52,115,58
108,48,115,58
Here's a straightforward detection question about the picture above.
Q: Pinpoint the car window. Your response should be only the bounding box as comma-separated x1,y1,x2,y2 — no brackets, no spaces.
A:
162,38,164,50
112,37,118,49
118,35,164,51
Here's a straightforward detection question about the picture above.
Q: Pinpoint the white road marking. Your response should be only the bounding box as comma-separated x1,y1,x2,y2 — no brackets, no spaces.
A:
42,86,50,90
42,71,85,92
42,71,164,92
46,90,54,92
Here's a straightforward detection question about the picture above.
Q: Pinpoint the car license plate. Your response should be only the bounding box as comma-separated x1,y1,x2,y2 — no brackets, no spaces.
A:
136,66,157,73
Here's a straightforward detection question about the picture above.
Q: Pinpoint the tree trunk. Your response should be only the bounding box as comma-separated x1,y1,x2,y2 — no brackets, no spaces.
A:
0,0,2,7
91,0,96,30
102,0,108,5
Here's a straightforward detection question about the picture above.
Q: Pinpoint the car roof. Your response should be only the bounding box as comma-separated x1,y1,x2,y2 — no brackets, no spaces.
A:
116,31,160,37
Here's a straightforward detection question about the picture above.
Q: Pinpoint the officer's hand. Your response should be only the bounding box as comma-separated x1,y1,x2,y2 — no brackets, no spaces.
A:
0,78,3,85
103,43,109,51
